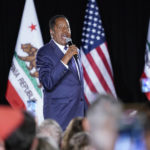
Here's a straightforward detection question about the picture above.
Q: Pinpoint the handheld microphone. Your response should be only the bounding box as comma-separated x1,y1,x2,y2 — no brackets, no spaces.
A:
65,37,78,60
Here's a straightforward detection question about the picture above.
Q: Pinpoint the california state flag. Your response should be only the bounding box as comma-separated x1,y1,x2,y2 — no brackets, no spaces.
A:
141,19,150,100
5,0,44,124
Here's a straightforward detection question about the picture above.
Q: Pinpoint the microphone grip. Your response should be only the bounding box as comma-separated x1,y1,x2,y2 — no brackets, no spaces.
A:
74,54,78,61
67,41,78,61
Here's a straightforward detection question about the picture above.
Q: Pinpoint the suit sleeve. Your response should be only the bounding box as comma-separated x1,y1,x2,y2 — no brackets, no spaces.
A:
36,49,68,90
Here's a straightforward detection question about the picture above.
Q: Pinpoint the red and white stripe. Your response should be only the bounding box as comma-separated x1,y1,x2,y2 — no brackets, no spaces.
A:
81,42,117,104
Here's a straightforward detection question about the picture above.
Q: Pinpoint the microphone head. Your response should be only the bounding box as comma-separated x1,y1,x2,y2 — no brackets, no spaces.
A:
64,37,72,44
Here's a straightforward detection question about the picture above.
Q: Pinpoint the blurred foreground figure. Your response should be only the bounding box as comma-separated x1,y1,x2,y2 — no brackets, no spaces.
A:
61,117,84,150
37,119,62,149
67,131,92,150
0,106,36,150
114,110,146,150
84,94,122,150
36,137,59,150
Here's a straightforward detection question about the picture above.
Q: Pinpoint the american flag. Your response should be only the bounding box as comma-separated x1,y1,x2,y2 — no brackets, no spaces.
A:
81,0,117,104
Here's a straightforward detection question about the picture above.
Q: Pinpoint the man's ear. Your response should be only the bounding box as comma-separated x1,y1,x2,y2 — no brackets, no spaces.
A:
50,29,54,36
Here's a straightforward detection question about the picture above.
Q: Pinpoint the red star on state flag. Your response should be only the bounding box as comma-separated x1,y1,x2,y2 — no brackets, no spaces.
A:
29,23,36,31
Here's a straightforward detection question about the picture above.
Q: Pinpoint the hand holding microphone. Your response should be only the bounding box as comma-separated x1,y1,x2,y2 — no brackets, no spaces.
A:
61,37,78,64
65,37,78,60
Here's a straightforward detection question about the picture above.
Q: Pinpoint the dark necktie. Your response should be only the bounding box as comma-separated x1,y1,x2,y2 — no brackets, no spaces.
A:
64,45,68,51
71,57,78,76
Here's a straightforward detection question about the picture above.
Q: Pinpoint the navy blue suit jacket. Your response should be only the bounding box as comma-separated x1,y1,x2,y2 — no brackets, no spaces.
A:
36,40,87,130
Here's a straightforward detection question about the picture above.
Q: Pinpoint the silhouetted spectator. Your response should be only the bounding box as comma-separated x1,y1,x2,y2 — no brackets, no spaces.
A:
36,137,59,150
84,94,122,150
0,106,36,150
67,131,93,150
61,117,84,150
37,119,62,149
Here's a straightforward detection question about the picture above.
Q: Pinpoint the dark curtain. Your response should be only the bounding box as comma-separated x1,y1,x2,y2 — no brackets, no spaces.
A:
99,0,150,102
0,0,150,104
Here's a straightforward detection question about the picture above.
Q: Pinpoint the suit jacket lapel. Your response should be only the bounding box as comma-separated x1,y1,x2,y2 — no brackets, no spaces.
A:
50,40,64,60
49,40,80,81
69,58,80,80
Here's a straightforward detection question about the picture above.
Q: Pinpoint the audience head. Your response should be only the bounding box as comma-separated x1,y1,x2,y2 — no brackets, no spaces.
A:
37,119,62,148
5,111,36,150
36,137,59,150
85,94,122,150
0,106,36,150
61,117,84,150
67,131,92,150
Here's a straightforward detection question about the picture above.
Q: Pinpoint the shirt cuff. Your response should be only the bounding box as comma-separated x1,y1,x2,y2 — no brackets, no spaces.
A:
61,60,69,69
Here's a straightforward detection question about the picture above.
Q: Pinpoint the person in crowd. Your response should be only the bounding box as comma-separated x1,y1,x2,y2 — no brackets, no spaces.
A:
84,94,122,150
36,119,62,149
0,106,37,150
36,15,87,131
36,136,59,150
67,131,93,150
114,108,146,150
61,117,84,150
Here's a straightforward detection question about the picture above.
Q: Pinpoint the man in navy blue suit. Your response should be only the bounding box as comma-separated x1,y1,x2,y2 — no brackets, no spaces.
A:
36,15,87,130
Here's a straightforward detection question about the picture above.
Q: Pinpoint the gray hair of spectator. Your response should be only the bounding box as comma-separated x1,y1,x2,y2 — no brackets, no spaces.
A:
37,137,60,150
87,94,122,130
86,94,122,150
36,119,63,147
